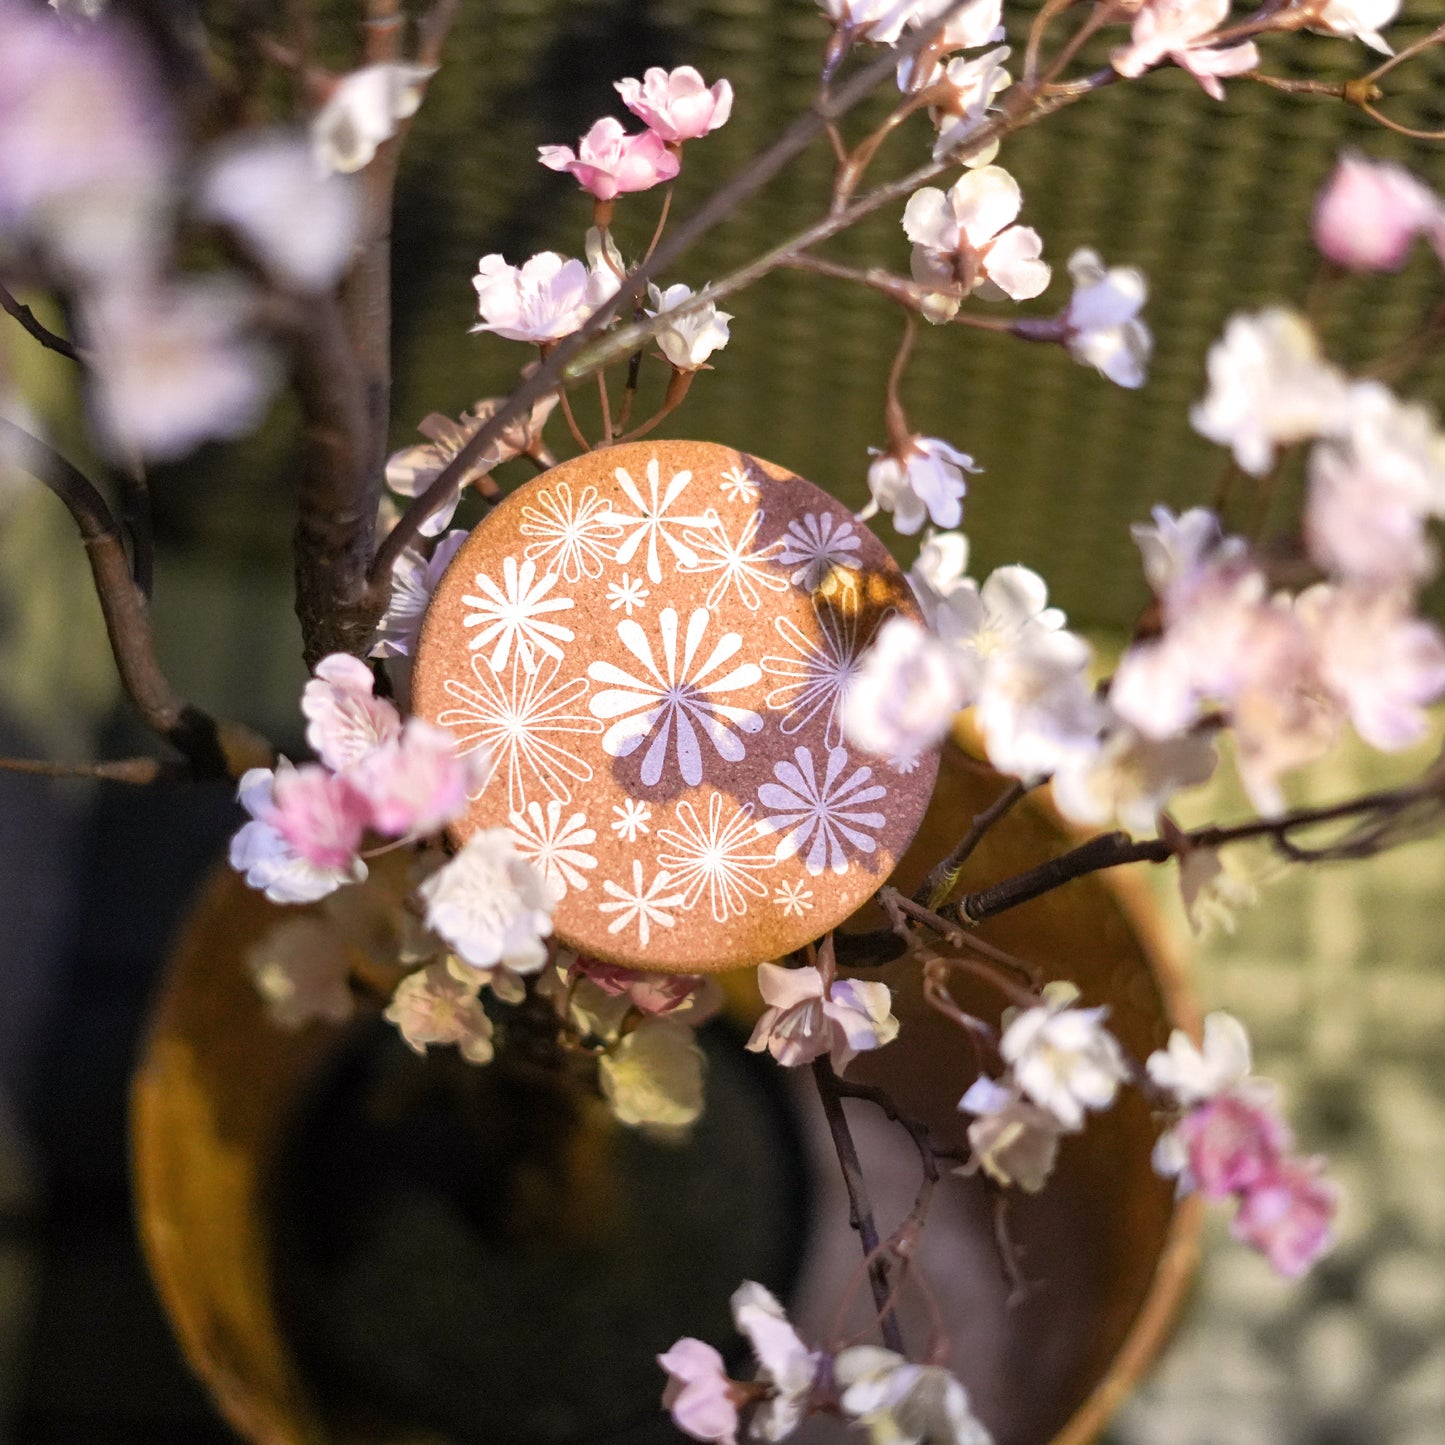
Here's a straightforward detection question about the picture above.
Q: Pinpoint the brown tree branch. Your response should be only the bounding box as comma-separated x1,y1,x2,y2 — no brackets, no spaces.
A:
0,282,80,362
0,416,274,779
0,756,180,784
914,778,1032,908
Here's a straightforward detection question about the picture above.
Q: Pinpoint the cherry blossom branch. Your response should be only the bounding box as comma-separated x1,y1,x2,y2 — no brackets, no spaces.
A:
0,415,274,779
914,777,1032,908
0,281,80,362
0,756,178,784
368,4,990,591
811,1056,906,1355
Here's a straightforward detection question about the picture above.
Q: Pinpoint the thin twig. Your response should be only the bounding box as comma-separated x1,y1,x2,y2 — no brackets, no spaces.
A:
811,1056,906,1355
0,283,80,362
0,756,179,784
915,777,1031,908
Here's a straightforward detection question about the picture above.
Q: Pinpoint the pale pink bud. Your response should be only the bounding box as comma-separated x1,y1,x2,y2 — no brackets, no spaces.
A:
1231,1156,1338,1277
616,66,733,143
538,116,680,201
1313,153,1438,272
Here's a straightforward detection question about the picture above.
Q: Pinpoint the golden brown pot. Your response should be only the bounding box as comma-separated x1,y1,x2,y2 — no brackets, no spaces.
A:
132,731,1199,1445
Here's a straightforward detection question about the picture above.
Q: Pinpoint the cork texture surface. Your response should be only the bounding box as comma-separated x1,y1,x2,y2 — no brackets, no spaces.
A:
413,440,938,972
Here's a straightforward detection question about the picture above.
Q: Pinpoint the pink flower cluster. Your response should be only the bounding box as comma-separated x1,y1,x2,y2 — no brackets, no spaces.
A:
1313,152,1445,274
539,66,731,202
1149,1014,1337,1277
230,654,485,904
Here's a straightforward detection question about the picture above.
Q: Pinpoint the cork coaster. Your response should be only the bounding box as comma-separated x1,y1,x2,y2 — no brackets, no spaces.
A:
412,440,940,973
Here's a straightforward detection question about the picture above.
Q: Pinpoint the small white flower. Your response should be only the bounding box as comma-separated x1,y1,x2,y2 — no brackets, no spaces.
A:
773,880,814,917
418,829,553,974
835,1347,993,1445
730,1282,819,1441
1190,308,1351,476
1177,846,1259,935
384,962,495,1065
472,249,620,345
606,572,651,615
611,799,653,842
931,563,1066,664
370,530,467,660
1061,247,1151,389
312,62,435,175
957,1075,1066,1193
1146,1011,1253,1107
861,435,980,534
599,1018,705,1130
1307,0,1400,54
907,529,971,622
746,963,900,1073
646,282,733,371
999,981,1129,1131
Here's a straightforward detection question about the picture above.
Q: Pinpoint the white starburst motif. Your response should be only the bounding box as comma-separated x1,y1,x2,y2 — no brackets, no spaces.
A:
776,512,865,592
607,572,650,615
507,799,597,900
517,481,622,582
890,753,922,774
437,652,602,814
597,457,710,584
611,799,652,842
655,792,777,923
587,606,764,787
461,556,575,674
679,508,789,612
773,880,814,917
761,590,874,748
598,861,687,947
719,464,761,503
755,745,889,876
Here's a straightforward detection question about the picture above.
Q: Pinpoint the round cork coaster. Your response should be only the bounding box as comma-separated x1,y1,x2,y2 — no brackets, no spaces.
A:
412,439,940,973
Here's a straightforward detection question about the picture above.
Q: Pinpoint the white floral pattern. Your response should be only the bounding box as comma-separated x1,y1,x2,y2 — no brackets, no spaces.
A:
719,463,761,503
462,556,575,674
518,481,621,581
777,512,864,591
507,799,598,899
773,880,814,917
656,792,777,922
598,457,710,584
606,572,649,614
755,745,889,876
611,799,652,842
437,653,602,814
598,861,687,946
679,508,789,611
762,589,871,748
587,606,764,787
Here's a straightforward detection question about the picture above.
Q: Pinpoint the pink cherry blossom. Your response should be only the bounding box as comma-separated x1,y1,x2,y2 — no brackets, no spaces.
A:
658,1338,739,1445
861,434,980,533
538,116,680,201
349,717,486,838
570,955,720,1020
383,962,495,1064
903,167,1050,315
616,66,733,143
301,654,403,771
1230,1155,1339,1277
1313,152,1439,272
745,963,899,1073
1111,0,1258,102
1159,1083,1293,1199
268,759,370,869
472,249,621,345
229,764,368,904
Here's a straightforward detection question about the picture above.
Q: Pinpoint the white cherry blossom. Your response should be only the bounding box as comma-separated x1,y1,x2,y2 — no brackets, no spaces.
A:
1147,1011,1253,1108
903,166,1049,316
746,963,899,1073
999,981,1129,1131
418,828,553,974
246,917,356,1030
1190,308,1351,476
1307,0,1400,54
862,435,980,533
931,563,1066,664
599,1017,705,1129
1061,247,1151,389
507,799,598,899
646,283,733,371
370,530,467,659
731,1282,820,1442
312,62,435,174
472,248,620,345
384,962,495,1065
755,745,888,875
588,606,764,787
462,555,575,675
907,530,971,624
926,46,1012,166
957,1075,1066,1193
598,861,687,946
656,793,776,923
842,615,974,763
835,1348,993,1445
